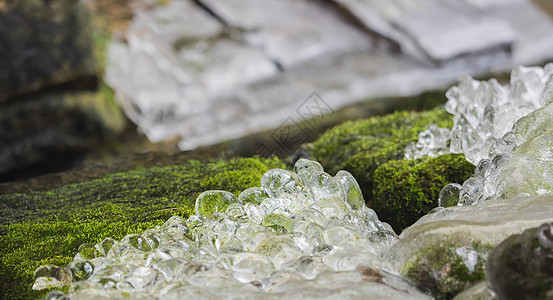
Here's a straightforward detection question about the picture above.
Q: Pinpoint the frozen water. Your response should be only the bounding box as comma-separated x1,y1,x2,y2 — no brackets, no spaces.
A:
407,63,553,206
407,63,553,164
40,159,424,298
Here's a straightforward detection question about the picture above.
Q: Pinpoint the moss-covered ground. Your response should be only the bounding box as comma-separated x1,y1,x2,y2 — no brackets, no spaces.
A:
0,157,285,299
308,107,474,231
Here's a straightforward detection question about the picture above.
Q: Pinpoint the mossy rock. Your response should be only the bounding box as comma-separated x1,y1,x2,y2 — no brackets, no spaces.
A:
372,153,474,232
0,157,285,299
308,107,473,231
403,241,494,300
308,107,453,205
486,224,553,300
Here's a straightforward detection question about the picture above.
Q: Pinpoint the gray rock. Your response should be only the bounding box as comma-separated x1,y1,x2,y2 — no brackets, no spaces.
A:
0,91,127,180
332,0,514,65
486,223,553,300
106,0,553,150
0,0,96,100
198,0,373,68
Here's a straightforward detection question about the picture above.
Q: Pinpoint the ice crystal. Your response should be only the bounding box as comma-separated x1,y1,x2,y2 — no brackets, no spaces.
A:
407,64,553,206
406,63,553,164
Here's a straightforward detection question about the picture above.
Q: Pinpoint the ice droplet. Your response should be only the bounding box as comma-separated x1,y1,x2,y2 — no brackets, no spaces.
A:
438,183,462,207
195,190,240,216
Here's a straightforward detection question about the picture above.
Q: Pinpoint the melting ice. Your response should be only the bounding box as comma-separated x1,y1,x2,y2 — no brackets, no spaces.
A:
407,63,553,205
37,159,431,299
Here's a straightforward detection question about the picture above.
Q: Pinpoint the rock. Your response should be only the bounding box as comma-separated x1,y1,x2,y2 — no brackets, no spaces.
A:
198,0,372,68
332,0,514,65
105,0,278,144
106,0,553,150
452,280,497,300
385,194,553,299
0,0,96,100
0,0,130,181
0,89,127,181
486,223,553,300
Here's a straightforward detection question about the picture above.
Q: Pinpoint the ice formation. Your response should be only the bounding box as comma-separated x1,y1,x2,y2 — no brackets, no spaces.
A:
36,159,429,299
407,64,553,206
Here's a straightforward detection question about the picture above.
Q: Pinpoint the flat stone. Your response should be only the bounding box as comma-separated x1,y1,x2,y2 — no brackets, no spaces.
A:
106,0,553,150
198,0,372,68
333,0,514,64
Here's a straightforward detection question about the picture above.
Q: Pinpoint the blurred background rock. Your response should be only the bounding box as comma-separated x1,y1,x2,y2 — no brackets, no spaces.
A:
1,0,553,186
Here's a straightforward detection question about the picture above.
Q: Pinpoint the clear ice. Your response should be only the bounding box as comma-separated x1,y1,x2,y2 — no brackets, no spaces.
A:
37,159,428,299
406,64,553,206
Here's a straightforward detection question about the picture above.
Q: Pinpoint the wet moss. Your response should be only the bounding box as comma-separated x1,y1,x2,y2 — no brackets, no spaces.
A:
403,241,494,300
0,157,285,299
372,154,474,232
308,107,453,205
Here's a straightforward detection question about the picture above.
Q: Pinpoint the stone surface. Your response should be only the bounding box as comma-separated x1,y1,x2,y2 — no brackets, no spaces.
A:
106,0,553,150
0,0,96,100
385,193,553,299
486,223,553,300
0,90,126,181
199,0,372,68
333,0,514,64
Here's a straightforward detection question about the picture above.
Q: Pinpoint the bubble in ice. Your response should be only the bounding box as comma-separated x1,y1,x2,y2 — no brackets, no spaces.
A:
39,159,402,298
407,64,553,206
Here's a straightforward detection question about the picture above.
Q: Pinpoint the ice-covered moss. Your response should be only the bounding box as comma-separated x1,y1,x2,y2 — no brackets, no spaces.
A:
372,153,474,231
403,241,494,300
37,159,414,299
0,157,284,299
308,107,453,204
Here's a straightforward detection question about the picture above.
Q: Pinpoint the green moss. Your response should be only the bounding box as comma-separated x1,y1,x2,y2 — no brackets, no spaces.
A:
308,107,472,231
309,107,453,204
0,157,285,299
403,241,494,300
372,154,474,231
